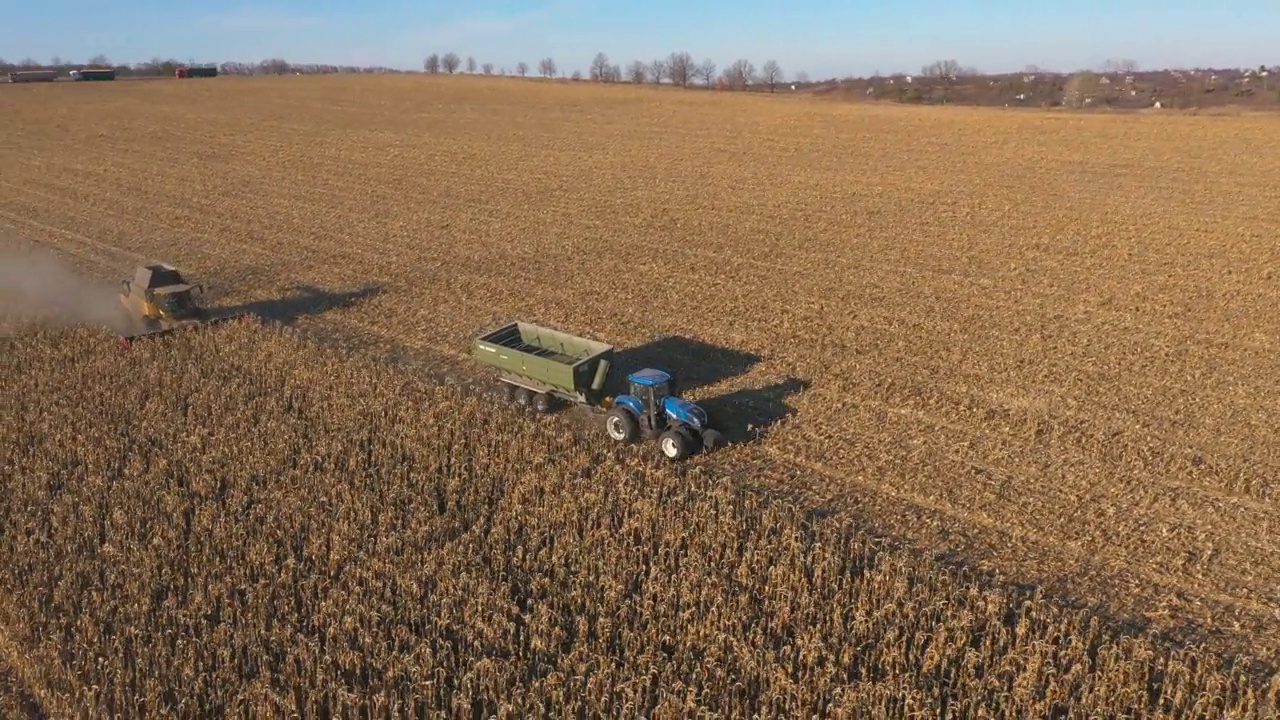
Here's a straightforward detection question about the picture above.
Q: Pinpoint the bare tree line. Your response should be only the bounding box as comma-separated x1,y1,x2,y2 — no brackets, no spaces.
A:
8,51,1274,98
422,49,792,91
416,48,1279,110
0,55,408,76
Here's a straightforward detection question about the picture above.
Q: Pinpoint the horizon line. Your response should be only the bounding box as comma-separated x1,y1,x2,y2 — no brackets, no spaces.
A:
5,56,1278,81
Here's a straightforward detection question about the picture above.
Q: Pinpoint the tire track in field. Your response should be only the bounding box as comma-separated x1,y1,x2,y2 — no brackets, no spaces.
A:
2,157,433,288
844,375,1280,504
0,213,123,274
832,397,1280,590
753,443,1280,656
0,207,145,265
859,395,1278,521
0,178,311,274
0,179,285,268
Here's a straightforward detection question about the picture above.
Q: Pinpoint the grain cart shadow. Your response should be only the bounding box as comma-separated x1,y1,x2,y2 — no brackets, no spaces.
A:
699,375,811,445
222,283,383,326
609,335,763,396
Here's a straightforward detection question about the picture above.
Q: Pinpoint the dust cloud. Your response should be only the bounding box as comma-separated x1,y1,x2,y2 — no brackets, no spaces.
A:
0,239,133,334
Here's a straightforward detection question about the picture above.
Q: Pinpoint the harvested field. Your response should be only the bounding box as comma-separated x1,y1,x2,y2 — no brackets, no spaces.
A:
2,75,1278,710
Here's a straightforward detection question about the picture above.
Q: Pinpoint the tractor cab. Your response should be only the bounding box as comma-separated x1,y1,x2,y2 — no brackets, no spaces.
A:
627,368,674,409
605,368,720,460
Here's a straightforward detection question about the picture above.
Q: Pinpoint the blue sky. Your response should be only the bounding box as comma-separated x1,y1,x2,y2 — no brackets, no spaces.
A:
2,0,1277,78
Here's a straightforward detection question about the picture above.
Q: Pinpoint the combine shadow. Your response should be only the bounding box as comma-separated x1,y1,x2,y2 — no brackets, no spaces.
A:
700,375,811,445
610,335,763,396
221,283,383,326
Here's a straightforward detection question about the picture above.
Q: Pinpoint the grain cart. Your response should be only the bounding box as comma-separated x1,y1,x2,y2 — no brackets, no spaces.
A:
116,263,252,347
473,321,725,461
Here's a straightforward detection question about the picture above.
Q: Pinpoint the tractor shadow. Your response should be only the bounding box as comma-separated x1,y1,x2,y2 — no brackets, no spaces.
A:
609,335,809,446
221,283,383,326
609,335,763,396
699,375,812,445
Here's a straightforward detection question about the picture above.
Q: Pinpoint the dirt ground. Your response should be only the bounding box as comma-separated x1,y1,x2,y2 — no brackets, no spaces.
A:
1,74,1276,667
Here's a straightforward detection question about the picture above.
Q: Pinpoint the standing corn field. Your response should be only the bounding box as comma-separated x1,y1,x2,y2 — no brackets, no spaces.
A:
1,322,1276,717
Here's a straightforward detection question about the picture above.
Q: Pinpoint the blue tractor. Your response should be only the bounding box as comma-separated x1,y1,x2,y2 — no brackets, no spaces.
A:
605,368,725,460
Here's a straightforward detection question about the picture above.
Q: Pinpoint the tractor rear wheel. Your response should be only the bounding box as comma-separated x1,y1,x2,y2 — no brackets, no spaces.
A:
605,408,639,443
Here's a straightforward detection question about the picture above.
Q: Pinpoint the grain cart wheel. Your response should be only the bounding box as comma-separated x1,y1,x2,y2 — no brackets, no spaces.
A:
605,407,639,443
701,428,726,453
497,381,514,402
659,429,692,461
532,392,552,414
513,387,532,409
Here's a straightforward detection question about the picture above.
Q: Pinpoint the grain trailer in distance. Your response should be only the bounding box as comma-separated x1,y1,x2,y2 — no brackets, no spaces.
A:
71,68,115,81
8,70,57,83
176,66,218,78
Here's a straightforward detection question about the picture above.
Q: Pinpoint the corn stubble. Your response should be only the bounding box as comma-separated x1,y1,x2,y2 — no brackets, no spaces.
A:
2,323,1275,717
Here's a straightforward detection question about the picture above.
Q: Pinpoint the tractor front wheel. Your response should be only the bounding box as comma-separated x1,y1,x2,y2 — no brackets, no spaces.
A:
605,408,639,443
659,429,693,461
701,428,726,453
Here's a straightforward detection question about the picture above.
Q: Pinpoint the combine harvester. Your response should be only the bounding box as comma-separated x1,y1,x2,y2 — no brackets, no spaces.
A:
473,321,725,461
115,263,253,348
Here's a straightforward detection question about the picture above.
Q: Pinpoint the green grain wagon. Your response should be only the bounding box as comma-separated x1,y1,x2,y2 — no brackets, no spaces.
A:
473,321,614,412
472,320,725,460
